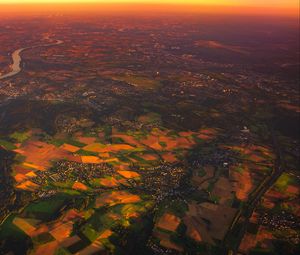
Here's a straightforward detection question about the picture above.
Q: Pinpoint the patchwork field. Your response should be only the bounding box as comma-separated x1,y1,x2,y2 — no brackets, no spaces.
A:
0,125,286,254
238,172,299,254
1,127,219,193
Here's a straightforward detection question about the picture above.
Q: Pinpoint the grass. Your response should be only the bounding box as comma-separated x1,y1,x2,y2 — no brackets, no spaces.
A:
116,153,132,163
84,209,107,232
157,199,188,218
10,131,30,143
89,178,103,188
14,154,26,162
112,74,161,90
50,138,85,148
128,153,149,164
112,137,124,144
103,125,112,141
275,173,293,191
24,194,69,221
0,139,17,150
62,138,86,148
159,141,167,148
60,189,81,196
76,149,98,156
210,194,220,204
138,112,161,123
33,232,55,244
50,180,74,189
207,182,215,193
233,165,244,174
54,247,72,255
49,139,65,147
197,168,206,177
0,215,41,254
0,214,29,240
82,200,152,241
81,224,99,242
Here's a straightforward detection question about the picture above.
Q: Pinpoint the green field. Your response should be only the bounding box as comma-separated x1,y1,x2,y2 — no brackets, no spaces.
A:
111,74,161,90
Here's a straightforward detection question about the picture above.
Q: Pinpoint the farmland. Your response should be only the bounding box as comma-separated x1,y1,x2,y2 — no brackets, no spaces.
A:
0,12,299,255
0,119,285,255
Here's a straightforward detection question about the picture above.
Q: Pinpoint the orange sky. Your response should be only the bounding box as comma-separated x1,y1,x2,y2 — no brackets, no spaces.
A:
0,0,298,17
0,0,297,7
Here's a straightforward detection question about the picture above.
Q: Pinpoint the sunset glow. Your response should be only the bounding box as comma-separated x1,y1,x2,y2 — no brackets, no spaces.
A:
0,0,299,252
0,0,297,7
0,0,298,17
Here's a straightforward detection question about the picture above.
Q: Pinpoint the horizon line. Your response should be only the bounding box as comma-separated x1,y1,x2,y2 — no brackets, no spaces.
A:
0,2,298,18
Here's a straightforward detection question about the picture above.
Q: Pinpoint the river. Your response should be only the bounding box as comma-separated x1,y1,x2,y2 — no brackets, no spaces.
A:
0,39,63,80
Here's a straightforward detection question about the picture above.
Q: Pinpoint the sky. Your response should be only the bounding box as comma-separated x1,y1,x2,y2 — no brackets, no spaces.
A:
0,0,297,7
0,0,298,16
0,0,299,8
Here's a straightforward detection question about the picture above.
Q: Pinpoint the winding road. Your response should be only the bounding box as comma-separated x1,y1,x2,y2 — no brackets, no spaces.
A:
0,39,63,80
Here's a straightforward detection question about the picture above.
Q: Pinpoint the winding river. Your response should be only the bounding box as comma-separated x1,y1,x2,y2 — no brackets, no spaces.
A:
0,39,63,80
